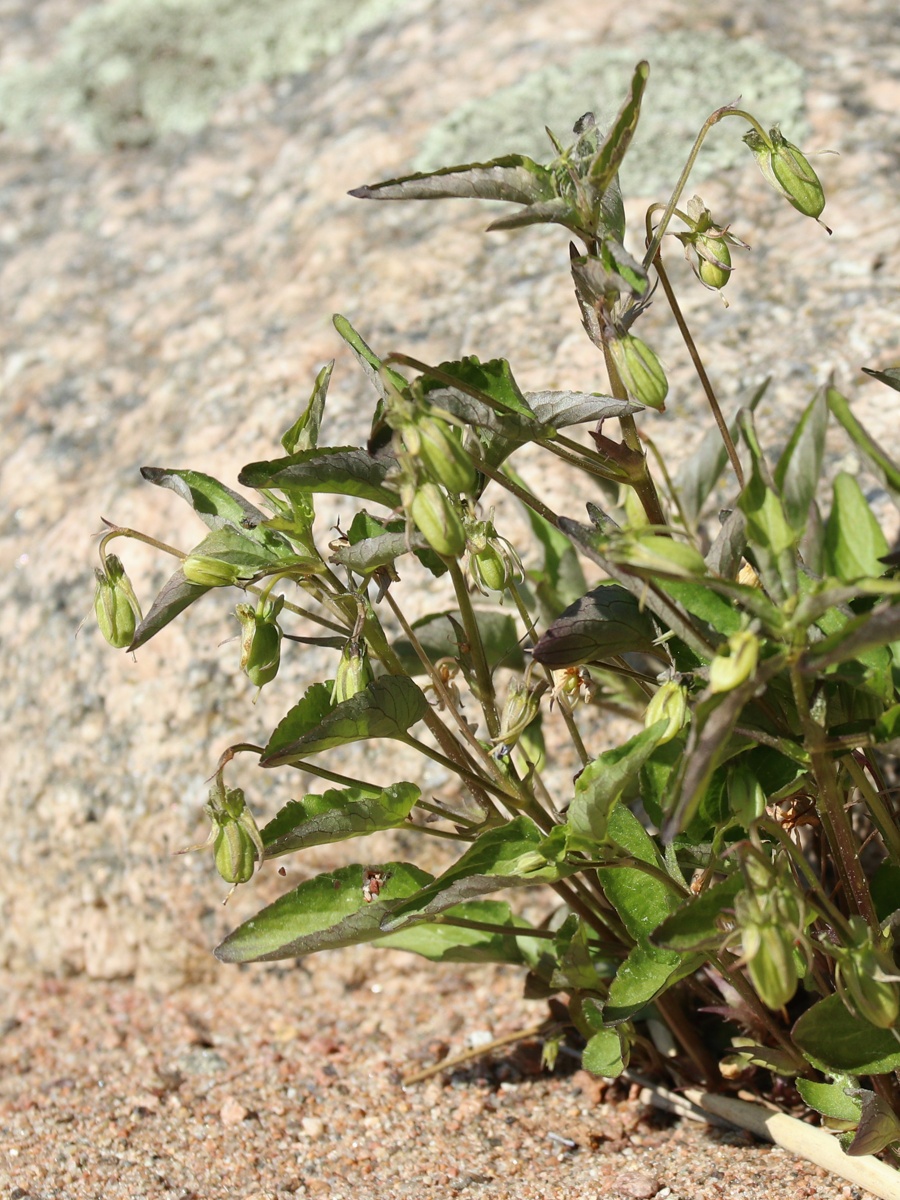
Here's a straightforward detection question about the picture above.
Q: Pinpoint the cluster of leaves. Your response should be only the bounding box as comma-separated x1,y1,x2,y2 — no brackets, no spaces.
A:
96,64,900,1158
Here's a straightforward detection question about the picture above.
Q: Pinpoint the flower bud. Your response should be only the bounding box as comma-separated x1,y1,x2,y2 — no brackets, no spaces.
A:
332,638,374,703
93,554,140,648
183,554,242,588
236,596,283,689
743,128,825,220
608,333,668,412
410,481,467,558
644,680,687,744
708,630,759,694
402,414,477,495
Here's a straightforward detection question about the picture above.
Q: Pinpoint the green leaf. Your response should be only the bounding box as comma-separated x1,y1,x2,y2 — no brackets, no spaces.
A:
184,526,306,574
773,389,827,534
332,314,408,400
140,466,269,533
281,360,333,454
129,567,209,651
661,580,743,637
424,355,536,419
582,1027,627,1077
262,675,429,765
652,874,743,951
802,601,900,671
792,994,900,1074
861,365,900,394
530,583,660,669
381,816,576,931
588,61,649,193
378,900,531,964
264,681,336,761
239,447,399,509
260,781,420,857
349,154,557,207
215,861,434,963
738,411,796,561
527,391,641,427
392,609,524,676
605,941,700,1024
827,386,900,496
674,382,768,526
598,805,683,939
567,723,668,851
870,861,900,921
824,472,889,582
796,1076,862,1124
342,512,447,578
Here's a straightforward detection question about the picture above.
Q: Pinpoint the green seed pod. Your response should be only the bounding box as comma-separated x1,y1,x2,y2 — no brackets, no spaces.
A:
410,481,467,558
737,893,799,1010
402,414,477,495
471,543,509,592
608,333,668,411
214,816,259,885
643,680,687,744
183,554,242,588
531,583,659,669
236,596,283,689
744,128,826,220
696,234,732,289
493,677,548,753
708,630,759,694
727,764,767,827
332,638,374,703
93,554,140,648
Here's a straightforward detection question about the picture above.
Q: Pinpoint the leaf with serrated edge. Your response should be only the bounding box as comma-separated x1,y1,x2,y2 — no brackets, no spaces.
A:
261,781,419,857
262,676,429,765
264,682,336,761
215,862,433,963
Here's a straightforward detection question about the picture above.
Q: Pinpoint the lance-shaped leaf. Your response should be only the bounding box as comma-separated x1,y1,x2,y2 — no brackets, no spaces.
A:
824,472,889,582
828,385,900,496
738,410,796,557
281,360,333,455
264,682,336,761
185,526,308,574
773,388,827,534
239,447,399,509
349,154,557,207
260,781,420,857
129,567,209,651
792,994,900,1074
332,314,408,402
485,197,579,233
530,583,660,669
845,1090,900,1157
140,466,269,533
861,364,900,394
261,675,429,765
566,723,668,852
598,805,684,940
380,816,576,932
801,600,900,672
588,61,649,194
215,862,434,963
527,390,641,427
378,900,532,965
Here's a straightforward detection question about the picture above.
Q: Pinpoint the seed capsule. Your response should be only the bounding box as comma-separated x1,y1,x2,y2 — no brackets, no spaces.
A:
410,481,467,558
332,638,374,703
744,127,826,220
608,333,668,411
236,596,283,689
401,414,477,495
643,680,687,744
708,630,759,694
94,554,140,648
183,554,242,588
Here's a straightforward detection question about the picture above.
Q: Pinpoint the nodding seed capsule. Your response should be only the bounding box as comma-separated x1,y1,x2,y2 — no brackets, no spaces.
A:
94,554,140,648
401,414,477,495
744,128,825,220
236,596,283,689
332,638,374,704
182,554,243,588
410,481,467,558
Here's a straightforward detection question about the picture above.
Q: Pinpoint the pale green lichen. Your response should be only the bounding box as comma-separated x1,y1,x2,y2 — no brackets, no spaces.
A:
0,0,410,148
415,31,807,195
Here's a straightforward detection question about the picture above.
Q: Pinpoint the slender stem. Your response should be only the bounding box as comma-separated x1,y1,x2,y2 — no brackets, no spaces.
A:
401,735,517,805
446,559,501,738
651,248,744,487
642,105,769,270
414,799,480,829
654,990,719,1087
841,754,900,860
404,822,475,842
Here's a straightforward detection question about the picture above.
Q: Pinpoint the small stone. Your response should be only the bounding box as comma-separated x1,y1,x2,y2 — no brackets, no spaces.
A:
301,1116,325,1139
220,1095,249,1125
613,1170,661,1199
